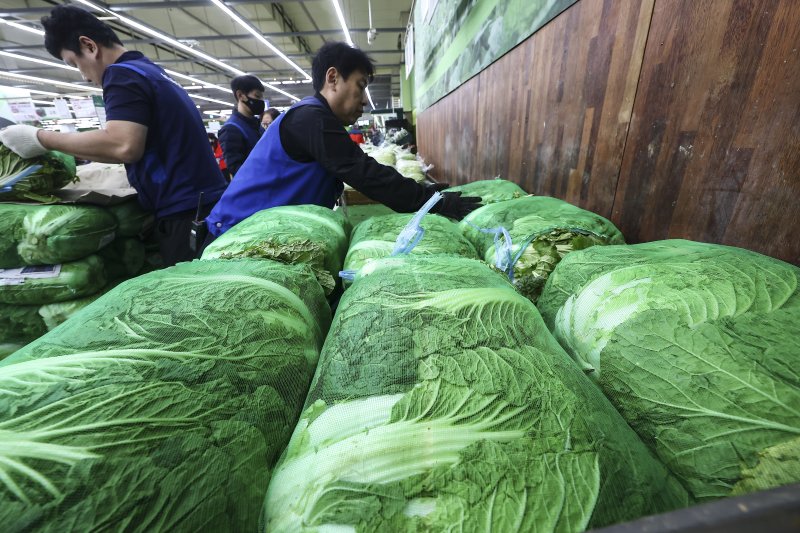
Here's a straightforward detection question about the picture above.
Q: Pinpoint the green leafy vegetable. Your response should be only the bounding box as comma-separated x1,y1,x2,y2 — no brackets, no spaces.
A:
201,205,349,295
343,213,478,281
106,200,154,238
97,238,145,281
539,240,800,501
0,304,47,344
0,204,117,268
0,145,77,203
262,255,689,532
0,255,106,305
460,196,624,302
445,178,526,204
0,259,331,531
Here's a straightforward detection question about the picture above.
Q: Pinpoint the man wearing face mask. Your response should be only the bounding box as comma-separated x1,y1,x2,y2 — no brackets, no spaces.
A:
218,75,266,178
0,5,227,267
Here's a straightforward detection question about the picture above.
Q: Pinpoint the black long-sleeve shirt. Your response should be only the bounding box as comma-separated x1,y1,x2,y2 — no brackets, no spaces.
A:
279,93,433,212
219,109,263,176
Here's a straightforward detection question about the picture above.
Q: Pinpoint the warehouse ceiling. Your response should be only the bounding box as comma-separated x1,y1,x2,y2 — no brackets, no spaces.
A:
0,0,412,117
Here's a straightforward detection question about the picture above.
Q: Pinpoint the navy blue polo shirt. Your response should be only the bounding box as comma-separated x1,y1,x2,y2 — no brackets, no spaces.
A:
102,51,226,217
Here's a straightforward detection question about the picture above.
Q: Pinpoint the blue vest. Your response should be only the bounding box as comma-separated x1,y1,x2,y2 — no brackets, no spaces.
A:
105,58,227,217
221,112,264,151
206,96,343,236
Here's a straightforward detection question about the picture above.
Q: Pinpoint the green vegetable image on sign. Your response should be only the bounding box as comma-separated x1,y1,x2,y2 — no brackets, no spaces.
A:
538,240,800,501
201,204,350,295
460,196,624,303
0,259,331,531
0,145,77,202
262,255,689,531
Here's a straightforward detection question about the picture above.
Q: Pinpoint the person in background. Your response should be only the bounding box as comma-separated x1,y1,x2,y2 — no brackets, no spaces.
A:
208,133,229,181
0,5,226,266
261,108,280,129
348,125,365,144
204,42,481,242
219,75,265,177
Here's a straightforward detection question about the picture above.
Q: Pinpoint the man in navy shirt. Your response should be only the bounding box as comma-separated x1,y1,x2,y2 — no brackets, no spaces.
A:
205,42,481,239
0,5,227,266
219,75,265,178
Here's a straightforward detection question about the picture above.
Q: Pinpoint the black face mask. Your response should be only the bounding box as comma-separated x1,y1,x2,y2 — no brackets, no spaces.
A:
244,97,265,117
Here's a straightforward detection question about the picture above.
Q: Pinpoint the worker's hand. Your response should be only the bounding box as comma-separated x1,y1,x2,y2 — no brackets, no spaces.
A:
0,125,47,158
425,181,450,192
432,191,482,221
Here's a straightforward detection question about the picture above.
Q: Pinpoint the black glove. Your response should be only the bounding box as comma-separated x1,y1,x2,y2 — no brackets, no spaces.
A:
432,191,482,220
425,182,451,192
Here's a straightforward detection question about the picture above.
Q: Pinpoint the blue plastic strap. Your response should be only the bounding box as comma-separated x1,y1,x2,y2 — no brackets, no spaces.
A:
0,164,43,192
464,220,516,281
338,269,356,281
390,191,443,256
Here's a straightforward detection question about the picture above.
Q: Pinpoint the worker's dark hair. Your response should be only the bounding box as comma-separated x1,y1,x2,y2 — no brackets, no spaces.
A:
230,75,265,100
312,42,375,92
42,5,123,59
264,108,280,120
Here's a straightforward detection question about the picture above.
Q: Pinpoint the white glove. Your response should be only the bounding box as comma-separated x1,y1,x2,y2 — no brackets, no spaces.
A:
0,124,48,158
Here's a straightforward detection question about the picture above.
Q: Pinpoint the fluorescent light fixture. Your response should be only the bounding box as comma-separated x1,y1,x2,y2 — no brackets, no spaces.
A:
28,88,61,97
209,0,310,81
74,0,299,101
30,99,52,105
0,18,45,36
164,69,232,94
0,51,80,72
190,94,232,107
327,0,374,110
330,0,354,46
0,71,101,93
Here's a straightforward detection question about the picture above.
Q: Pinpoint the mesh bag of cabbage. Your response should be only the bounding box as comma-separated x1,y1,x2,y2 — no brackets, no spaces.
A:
538,239,800,502
0,259,331,532
460,196,624,303
0,203,117,268
343,213,479,281
262,255,690,532
0,255,106,305
201,204,350,296
445,178,527,204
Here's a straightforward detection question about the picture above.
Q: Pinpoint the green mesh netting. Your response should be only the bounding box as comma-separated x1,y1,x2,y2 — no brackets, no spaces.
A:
37,290,108,331
446,178,527,204
0,203,117,268
0,255,106,305
201,205,350,295
0,259,331,531
106,199,154,238
460,196,625,303
262,255,690,531
538,239,800,502
343,213,478,282
0,145,77,203
340,204,396,231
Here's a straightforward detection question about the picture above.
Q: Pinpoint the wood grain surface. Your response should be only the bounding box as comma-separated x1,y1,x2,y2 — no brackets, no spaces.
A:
417,0,800,265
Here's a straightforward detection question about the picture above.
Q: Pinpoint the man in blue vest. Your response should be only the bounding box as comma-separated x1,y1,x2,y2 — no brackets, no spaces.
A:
0,5,227,267
204,42,481,240
219,75,265,178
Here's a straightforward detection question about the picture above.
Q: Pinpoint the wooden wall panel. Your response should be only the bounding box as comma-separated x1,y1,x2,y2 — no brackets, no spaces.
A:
418,0,654,218
612,0,800,265
417,0,800,265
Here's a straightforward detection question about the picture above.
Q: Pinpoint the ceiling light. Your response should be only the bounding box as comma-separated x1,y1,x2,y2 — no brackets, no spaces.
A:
190,94,232,107
73,0,299,101
330,0,354,46
209,0,311,81
0,18,45,36
165,69,232,94
28,88,61,97
0,71,101,93
0,51,80,72
327,0,374,110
